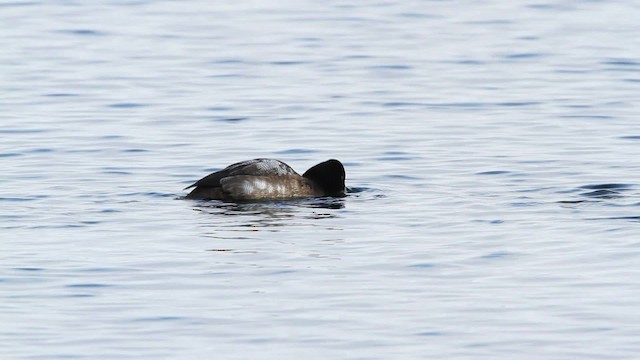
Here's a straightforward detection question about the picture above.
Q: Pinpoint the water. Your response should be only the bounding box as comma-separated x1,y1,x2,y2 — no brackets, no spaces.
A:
2,0,640,358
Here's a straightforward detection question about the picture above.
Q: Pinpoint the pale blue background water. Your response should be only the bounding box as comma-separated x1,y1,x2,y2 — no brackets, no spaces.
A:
2,0,640,359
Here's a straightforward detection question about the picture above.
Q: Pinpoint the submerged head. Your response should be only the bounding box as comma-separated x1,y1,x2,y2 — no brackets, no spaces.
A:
302,159,346,196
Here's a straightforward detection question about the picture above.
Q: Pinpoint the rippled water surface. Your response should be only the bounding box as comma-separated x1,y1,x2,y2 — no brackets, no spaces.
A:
2,1,640,359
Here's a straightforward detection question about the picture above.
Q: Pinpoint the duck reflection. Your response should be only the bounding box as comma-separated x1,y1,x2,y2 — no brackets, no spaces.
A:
191,196,345,228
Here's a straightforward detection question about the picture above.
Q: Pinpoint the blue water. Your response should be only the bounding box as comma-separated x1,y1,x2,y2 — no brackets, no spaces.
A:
2,1,640,359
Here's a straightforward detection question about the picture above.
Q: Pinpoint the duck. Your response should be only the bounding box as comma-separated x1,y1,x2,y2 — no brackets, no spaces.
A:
184,158,346,201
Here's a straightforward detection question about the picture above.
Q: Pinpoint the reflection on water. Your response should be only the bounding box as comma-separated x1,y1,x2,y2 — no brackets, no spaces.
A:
578,183,634,200
557,183,639,225
189,197,350,254
189,196,346,229
185,186,385,224
558,183,637,203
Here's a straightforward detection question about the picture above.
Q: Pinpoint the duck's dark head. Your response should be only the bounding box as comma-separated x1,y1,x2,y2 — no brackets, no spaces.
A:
303,159,346,196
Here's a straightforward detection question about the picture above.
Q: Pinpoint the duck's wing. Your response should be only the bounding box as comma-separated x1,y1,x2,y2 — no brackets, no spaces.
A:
184,159,299,190
220,175,317,201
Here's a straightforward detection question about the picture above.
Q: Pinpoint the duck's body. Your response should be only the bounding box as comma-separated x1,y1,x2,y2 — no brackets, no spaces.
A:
184,158,345,201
